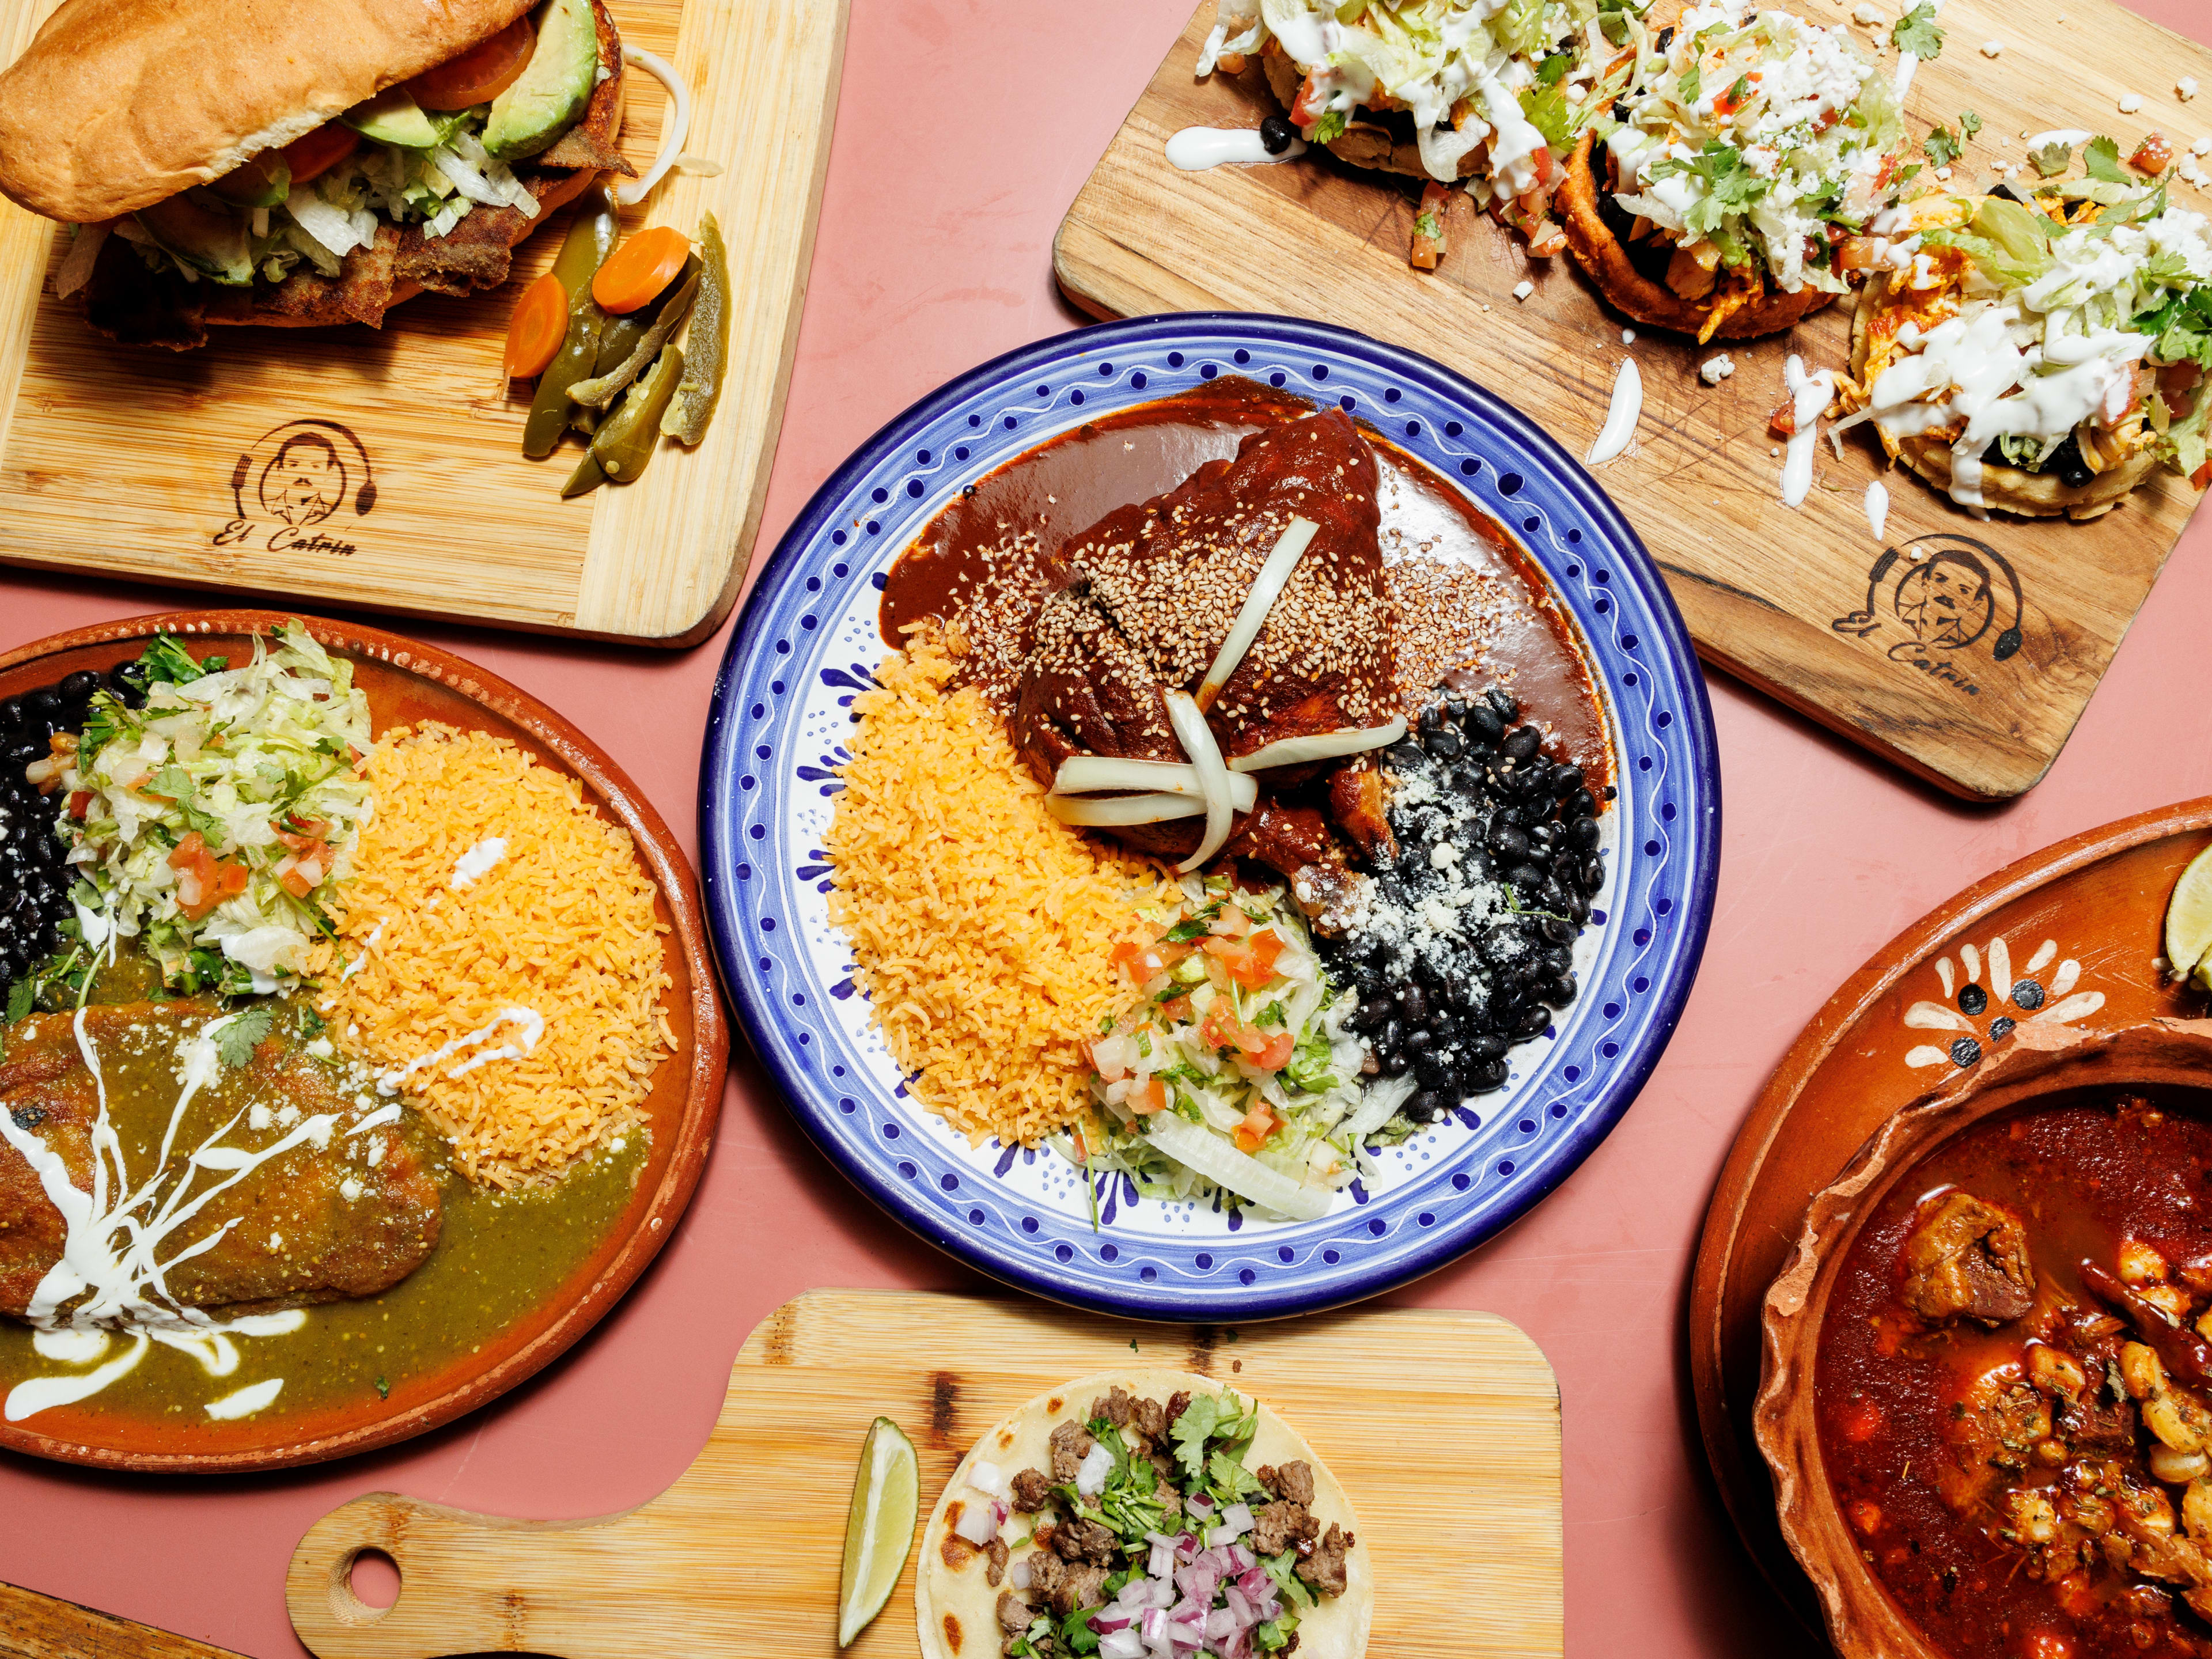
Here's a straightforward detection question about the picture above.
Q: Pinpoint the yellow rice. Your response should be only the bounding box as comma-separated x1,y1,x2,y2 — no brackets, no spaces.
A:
314,723,674,1189
825,628,1174,1145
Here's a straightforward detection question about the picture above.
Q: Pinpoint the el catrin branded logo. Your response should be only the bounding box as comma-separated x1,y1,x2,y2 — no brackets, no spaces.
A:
212,418,376,558
1831,533,2025,697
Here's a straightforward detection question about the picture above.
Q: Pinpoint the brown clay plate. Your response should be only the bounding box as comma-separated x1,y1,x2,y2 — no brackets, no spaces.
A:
0,609,728,1472
1689,796,2212,1622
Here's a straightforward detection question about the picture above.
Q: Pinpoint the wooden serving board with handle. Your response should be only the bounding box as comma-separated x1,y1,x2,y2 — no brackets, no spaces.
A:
1058,0,2212,799
0,0,846,646
285,1290,1562,1659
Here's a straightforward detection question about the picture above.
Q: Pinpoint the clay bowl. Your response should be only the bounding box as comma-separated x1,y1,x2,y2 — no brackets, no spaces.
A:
1753,1016,2212,1657
0,609,728,1471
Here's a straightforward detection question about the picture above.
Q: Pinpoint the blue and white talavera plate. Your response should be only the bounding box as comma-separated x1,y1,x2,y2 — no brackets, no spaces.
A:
702,313,1719,1320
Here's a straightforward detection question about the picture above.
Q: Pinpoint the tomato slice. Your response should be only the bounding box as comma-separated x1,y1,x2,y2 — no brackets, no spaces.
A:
283,123,361,187
408,16,537,111
592,225,692,314
503,271,569,379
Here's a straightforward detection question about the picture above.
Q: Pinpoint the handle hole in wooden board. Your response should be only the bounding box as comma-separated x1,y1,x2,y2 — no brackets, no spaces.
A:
329,1547,400,1625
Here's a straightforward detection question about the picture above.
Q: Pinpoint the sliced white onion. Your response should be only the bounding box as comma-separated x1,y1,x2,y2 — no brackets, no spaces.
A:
54,219,113,298
1228,716,1407,773
1053,757,1256,810
1138,1110,1334,1221
619,46,694,206
1164,690,1233,873
1076,1442,1116,1498
1195,517,1317,711
1048,792,1203,827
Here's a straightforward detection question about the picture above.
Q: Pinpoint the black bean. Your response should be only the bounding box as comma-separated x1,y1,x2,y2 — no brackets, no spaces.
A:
1379,1048,1408,1077
1508,863,1546,891
1450,767,1486,796
1489,825,1529,861
0,701,18,733
1602,784,1618,801
1258,113,1295,154
58,670,99,702
1410,1089,1453,1122
1502,725,1541,763
1567,815,1600,850
1550,764,1584,797
1581,858,1605,892
1398,985,1429,1022
1415,1052,1457,1089
1540,946,1573,977
1550,972,1579,1005
1404,1029,1434,1058
24,689,58,721
1485,688,1518,722
1465,1033,1507,1062
1514,1006,1551,1038
1427,728,1464,760
1464,705,1504,747
1527,823,1557,851
1378,1017,1403,1055
1568,789,1597,819
1442,698,1467,725
1464,1059,1510,1094
1493,804,1522,828
1419,703,1446,734
1387,740,1425,770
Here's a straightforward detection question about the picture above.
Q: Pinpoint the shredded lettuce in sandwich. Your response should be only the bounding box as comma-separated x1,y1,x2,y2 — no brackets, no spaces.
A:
1598,0,1904,294
53,624,372,997
118,107,540,288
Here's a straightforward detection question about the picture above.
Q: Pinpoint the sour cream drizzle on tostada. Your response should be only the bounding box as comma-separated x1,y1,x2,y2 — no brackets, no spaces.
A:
1833,146,2212,515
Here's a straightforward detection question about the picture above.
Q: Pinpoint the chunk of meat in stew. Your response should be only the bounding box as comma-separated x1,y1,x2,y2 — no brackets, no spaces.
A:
1899,1190,2038,1326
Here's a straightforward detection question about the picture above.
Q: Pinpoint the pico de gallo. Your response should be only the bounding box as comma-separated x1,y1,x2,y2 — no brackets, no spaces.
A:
1064,875,1408,1223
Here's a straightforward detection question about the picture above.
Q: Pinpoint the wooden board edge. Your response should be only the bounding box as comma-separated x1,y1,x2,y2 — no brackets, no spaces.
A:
0,1578,248,1659
573,0,851,645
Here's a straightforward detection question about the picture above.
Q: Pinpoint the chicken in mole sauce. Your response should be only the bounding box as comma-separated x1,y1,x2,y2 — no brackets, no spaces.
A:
1819,1091,2212,1659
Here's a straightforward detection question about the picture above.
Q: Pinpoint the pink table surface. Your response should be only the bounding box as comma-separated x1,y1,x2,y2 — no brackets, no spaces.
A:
6,2,2212,1653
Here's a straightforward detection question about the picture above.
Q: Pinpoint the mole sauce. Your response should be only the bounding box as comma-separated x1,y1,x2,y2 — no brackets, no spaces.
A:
877,377,1610,787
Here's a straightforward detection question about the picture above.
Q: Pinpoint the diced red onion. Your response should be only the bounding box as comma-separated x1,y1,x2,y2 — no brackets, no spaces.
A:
1218,1503,1252,1537
1235,1566,1271,1597
1099,1631,1146,1659
1224,1583,1253,1625
953,1496,1001,1546
1187,1493,1215,1514
1140,1608,1170,1646
1205,1608,1238,1641
1076,1441,1116,1498
1149,1540,1175,1577
1228,1544,1256,1571
1093,1613,1133,1633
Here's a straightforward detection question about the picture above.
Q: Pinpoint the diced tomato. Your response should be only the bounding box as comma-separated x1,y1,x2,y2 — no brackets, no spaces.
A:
1232,1104,1277,1152
1131,1078,1169,1115
1526,144,1555,192
214,859,251,900
66,790,92,820
1711,72,1759,117
1200,1001,1268,1055
1289,73,1328,128
272,855,317,900
1161,995,1193,1023
282,123,361,187
2195,459,2212,490
2133,131,2175,175
1874,152,1901,192
1411,180,1450,272
1253,1031,1296,1071
169,831,221,918
1207,907,1250,940
1244,929,1285,979
1112,941,1169,983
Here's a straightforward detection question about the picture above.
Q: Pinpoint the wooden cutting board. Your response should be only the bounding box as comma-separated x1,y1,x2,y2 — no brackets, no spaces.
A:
0,1580,245,1659
285,1290,1562,1659
0,0,846,646
1058,0,2212,799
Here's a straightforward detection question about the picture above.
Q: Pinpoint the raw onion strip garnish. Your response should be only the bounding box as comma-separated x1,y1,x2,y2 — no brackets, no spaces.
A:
1164,690,1234,872
1051,756,1257,809
1047,791,1209,827
618,47,694,206
1228,716,1407,773
1194,516,1319,712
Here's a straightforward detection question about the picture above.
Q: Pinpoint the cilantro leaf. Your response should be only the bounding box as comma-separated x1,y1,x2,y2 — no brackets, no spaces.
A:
1162,906,1219,943
1925,125,1961,169
1892,3,1944,59
373,1375,389,1399
1960,110,1982,139
1170,1394,1219,1484
215,1003,274,1068
1207,1449,1269,1504
1677,64,1702,107
139,635,207,687
2031,140,2074,178
1309,109,1346,145
298,1004,327,1039
2083,134,2129,184
1646,142,1764,237
1536,52,1571,88
6,977,33,1024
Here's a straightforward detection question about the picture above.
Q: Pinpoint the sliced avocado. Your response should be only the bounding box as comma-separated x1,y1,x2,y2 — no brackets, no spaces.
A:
343,86,451,149
483,0,600,162
134,195,254,285
208,153,291,209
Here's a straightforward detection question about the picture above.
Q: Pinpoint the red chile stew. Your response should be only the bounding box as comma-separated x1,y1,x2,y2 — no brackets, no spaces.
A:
878,376,1609,787
1819,1089,2212,1659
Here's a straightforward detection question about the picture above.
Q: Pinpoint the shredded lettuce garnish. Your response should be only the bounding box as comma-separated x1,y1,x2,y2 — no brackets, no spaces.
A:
54,624,372,995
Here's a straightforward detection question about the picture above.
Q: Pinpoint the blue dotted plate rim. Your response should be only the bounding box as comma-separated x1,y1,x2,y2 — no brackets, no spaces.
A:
701,312,1720,1320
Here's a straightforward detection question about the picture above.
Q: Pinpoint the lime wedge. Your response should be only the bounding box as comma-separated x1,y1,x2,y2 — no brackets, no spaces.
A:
2169,843,2212,986
838,1415,919,1647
